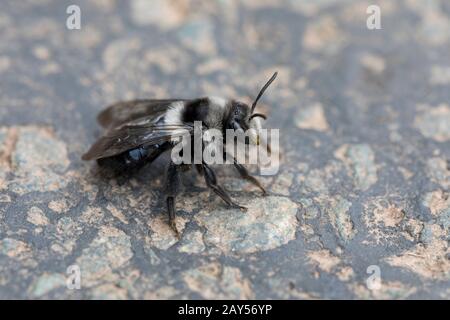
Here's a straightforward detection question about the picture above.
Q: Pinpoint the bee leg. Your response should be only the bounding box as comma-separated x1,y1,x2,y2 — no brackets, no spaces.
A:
195,164,204,175
201,163,247,211
233,161,267,195
164,162,182,239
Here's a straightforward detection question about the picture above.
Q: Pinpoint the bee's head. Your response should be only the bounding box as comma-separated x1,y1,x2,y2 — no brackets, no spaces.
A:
226,72,278,146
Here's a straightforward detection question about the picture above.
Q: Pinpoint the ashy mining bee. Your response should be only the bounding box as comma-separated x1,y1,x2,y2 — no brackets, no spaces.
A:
82,72,278,237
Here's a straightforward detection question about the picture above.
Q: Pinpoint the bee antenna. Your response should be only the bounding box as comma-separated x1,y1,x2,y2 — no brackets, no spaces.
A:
251,71,278,114
249,113,267,120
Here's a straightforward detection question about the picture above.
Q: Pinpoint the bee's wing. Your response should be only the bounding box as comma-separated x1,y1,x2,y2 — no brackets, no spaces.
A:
97,99,187,129
82,119,193,160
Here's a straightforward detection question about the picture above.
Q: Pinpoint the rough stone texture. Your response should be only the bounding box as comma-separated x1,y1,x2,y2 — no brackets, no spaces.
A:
0,0,449,299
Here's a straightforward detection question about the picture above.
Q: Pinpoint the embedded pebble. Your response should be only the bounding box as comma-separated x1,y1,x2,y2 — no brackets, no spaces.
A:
9,126,69,195
415,104,450,142
335,144,378,191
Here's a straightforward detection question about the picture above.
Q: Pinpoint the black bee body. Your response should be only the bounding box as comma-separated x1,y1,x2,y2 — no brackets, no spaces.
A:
82,72,278,237
97,143,168,169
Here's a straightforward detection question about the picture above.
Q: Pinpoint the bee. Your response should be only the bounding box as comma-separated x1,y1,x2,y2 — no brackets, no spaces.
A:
82,72,278,237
